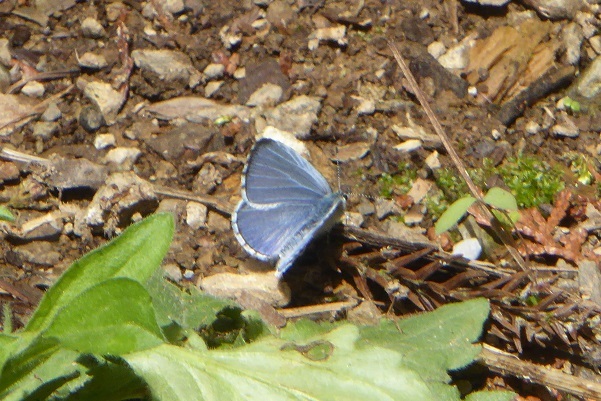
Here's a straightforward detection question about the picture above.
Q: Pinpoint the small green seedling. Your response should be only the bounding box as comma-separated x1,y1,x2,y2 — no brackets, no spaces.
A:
435,187,520,234
562,97,581,113
0,206,15,222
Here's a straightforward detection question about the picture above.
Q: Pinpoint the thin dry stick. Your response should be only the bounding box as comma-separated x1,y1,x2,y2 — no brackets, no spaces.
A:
480,344,601,400
387,41,530,275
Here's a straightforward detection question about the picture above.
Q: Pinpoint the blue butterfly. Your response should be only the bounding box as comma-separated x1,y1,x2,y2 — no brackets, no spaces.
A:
231,138,346,277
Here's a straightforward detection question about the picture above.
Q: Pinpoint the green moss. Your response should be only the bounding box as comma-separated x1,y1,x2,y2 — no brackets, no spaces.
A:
498,156,564,208
378,163,416,198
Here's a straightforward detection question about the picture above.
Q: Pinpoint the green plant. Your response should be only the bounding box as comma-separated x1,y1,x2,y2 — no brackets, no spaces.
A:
0,213,514,401
566,153,594,185
0,206,15,222
378,163,417,198
498,156,564,208
435,187,520,234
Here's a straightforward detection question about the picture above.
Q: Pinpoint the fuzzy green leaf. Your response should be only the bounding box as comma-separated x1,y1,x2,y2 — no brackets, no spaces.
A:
125,325,437,401
25,213,174,334
43,278,164,355
0,206,15,222
435,196,476,234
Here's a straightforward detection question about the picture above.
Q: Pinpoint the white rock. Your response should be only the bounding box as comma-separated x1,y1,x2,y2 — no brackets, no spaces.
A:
394,139,422,153
427,41,446,59
452,238,482,261
78,79,125,125
204,81,223,97
203,63,225,80
352,95,376,115
576,56,601,98
0,39,11,67
104,147,142,167
551,123,579,138
263,95,321,139
81,17,106,38
246,83,283,106
186,201,208,230
78,52,108,69
525,120,541,135
41,102,61,121
21,81,45,97
156,0,185,14
375,198,400,220
94,133,116,150
438,34,477,70
590,36,601,55
199,272,291,307
308,25,347,50
562,22,583,65
343,211,364,228
425,151,441,170
32,122,58,140
131,49,201,88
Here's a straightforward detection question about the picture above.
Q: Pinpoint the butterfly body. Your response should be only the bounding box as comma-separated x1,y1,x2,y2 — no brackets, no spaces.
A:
231,138,345,277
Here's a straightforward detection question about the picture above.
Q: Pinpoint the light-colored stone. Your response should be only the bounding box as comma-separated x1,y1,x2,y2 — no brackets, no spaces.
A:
425,151,441,170
203,63,225,80
263,95,321,139
427,41,446,59
199,272,292,307
452,238,482,260
41,102,61,121
246,83,283,107
78,52,108,69
94,133,116,150
104,147,142,168
0,39,11,67
32,122,58,140
81,17,106,38
78,78,125,124
204,81,223,98
575,55,601,99
21,81,45,97
343,211,364,228
375,198,400,220
185,201,208,230
308,25,347,50
394,139,422,153
132,49,201,88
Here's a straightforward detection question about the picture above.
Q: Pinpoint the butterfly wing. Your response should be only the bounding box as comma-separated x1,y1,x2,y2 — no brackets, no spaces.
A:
232,193,345,276
232,200,320,262
242,138,333,205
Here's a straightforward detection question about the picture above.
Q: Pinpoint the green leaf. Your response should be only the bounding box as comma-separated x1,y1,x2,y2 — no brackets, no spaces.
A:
435,196,476,234
25,213,174,334
125,325,437,401
0,206,15,222
0,336,85,400
146,272,235,332
483,187,518,211
43,278,164,355
465,390,516,401
360,298,490,400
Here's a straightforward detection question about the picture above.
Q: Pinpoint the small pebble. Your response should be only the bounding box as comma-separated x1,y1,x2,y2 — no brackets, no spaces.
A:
425,151,441,170
394,139,422,153
203,63,225,80
78,52,108,69
79,105,105,133
204,81,223,97
41,103,61,122
81,17,106,38
343,211,364,228
551,123,579,138
186,201,208,230
21,81,45,97
183,269,195,280
452,238,482,261
94,133,116,150
163,263,183,282
32,122,58,140
104,147,142,168
524,120,540,135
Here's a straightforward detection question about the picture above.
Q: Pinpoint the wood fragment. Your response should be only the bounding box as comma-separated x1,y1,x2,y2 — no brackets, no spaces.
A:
496,65,576,126
480,345,601,400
